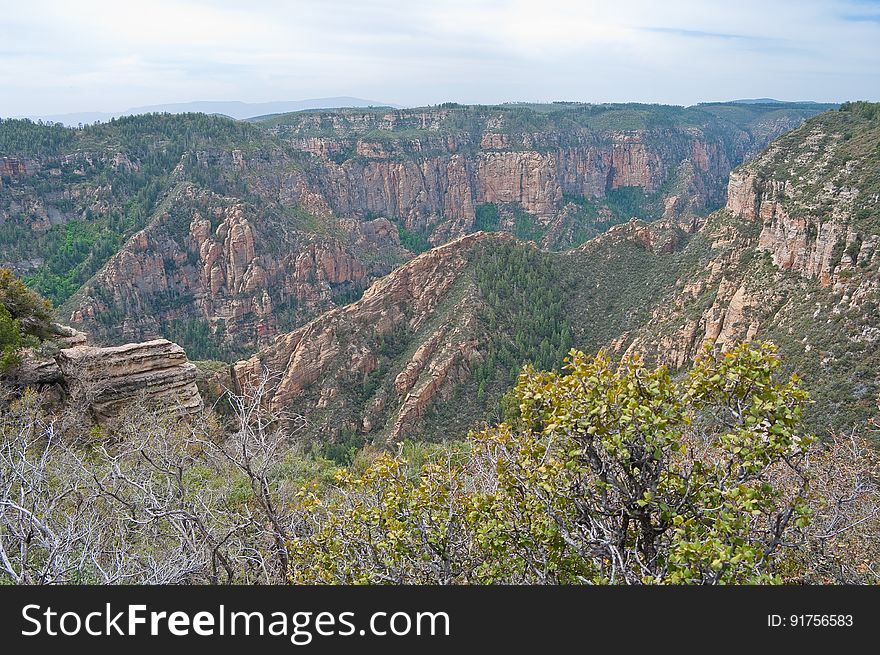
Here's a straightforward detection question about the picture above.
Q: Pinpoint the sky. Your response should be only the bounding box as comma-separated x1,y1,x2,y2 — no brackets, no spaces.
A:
2,0,879,117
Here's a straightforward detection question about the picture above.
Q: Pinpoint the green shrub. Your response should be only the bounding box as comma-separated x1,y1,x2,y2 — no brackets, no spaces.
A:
288,344,870,585
0,269,53,373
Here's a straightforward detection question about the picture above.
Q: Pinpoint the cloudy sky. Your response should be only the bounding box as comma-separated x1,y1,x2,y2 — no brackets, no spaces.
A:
2,0,879,116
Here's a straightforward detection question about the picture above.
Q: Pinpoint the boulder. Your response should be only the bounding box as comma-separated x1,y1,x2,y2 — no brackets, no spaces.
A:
56,339,202,421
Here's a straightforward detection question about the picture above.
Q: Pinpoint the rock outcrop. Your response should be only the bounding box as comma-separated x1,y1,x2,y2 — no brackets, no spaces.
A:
724,113,878,292
10,356,65,388
0,157,33,182
5,321,202,422
56,339,201,421
65,185,409,352
5,324,88,387
231,232,504,440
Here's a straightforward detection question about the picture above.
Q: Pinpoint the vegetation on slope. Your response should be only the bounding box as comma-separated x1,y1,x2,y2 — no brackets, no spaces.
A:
2,343,877,585
289,344,879,584
595,207,880,436
747,101,880,232
0,269,54,372
470,242,571,402
256,101,830,148
0,114,280,306
399,241,575,440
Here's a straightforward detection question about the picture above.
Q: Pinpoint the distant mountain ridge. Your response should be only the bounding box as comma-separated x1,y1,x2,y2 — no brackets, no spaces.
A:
14,97,399,126
728,98,832,105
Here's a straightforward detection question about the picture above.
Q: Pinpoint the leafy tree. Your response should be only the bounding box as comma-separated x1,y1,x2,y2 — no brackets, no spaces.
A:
0,305,26,373
287,343,880,584
0,269,54,372
0,269,53,334
508,343,814,584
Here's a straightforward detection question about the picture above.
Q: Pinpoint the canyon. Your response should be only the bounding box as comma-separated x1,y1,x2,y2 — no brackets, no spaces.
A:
227,103,880,440
1,103,827,357
3,101,878,439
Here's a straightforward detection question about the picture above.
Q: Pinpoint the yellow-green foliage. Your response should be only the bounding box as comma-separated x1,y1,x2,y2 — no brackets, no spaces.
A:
0,304,25,373
288,343,819,584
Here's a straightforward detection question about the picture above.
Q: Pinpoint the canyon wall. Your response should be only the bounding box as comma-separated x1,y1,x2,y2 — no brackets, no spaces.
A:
280,125,759,241
65,185,409,352
231,232,503,441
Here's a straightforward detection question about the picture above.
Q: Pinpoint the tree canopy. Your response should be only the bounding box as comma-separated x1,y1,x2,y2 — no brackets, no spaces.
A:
0,269,54,372
288,343,878,584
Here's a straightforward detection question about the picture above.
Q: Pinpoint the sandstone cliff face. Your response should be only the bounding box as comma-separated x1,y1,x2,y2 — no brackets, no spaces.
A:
6,325,202,422
726,170,845,278
475,151,562,217
0,157,33,182
231,232,504,441
722,111,880,327
56,339,202,421
257,106,819,246
289,129,741,242
65,185,409,353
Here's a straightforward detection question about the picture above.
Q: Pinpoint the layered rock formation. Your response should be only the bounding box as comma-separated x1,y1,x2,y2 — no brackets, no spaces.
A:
270,107,820,243
6,323,202,422
617,216,768,368
56,339,201,421
0,157,33,182
64,185,409,353
231,232,505,440
725,131,867,291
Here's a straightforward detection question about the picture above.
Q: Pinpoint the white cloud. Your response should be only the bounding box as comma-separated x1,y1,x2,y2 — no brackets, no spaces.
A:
1,0,878,116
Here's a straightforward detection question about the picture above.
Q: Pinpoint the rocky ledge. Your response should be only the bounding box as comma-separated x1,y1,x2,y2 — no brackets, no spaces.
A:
55,339,202,421
7,331,202,422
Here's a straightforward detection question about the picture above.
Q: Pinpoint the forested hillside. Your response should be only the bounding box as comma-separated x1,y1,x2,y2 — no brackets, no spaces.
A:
1,103,879,587
0,114,275,304
1,102,827,358
232,103,880,440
